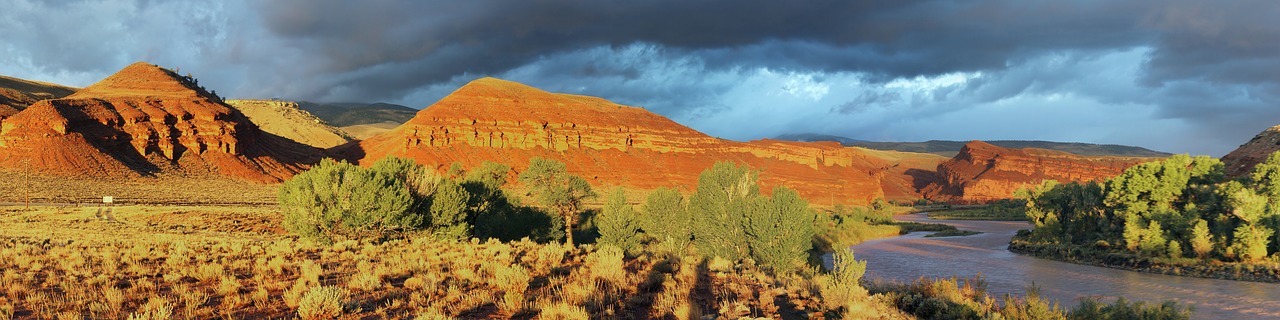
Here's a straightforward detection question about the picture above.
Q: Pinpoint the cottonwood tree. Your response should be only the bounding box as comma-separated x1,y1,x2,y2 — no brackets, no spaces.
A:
519,158,596,247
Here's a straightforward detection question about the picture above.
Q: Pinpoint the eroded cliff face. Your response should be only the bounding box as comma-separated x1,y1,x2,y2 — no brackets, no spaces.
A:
345,78,935,205
225,100,354,149
1222,125,1280,177
923,141,1152,202
0,62,322,183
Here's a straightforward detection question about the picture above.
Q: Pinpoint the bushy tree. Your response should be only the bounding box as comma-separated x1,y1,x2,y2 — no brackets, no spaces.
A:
279,159,415,244
519,158,596,247
641,187,692,253
429,180,471,239
1138,220,1167,255
746,187,817,272
1189,219,1213,259
1231,224,1273,262
689,162,758,261
597,188,642,254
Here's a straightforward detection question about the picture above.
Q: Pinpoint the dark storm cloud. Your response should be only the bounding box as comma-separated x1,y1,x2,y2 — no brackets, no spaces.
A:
250,0,1168,101
3,0,1278,155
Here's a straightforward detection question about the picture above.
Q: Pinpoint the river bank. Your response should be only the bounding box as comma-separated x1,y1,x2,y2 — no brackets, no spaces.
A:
1008,232,1280,283
851,212,1280,319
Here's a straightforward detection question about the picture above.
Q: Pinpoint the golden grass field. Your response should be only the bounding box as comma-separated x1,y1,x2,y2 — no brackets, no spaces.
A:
0,204,909,319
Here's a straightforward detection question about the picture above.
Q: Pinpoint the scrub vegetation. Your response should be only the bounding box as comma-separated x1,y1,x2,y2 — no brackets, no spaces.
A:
0,158,1191,318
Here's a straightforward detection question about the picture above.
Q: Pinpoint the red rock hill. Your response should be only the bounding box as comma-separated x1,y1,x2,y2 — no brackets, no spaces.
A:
0,62,321,182
342,77,934,205
923,141,1152,202
1221,124,1280,177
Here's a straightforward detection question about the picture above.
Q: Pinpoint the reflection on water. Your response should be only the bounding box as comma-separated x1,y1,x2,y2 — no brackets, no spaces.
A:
850,212,1280,319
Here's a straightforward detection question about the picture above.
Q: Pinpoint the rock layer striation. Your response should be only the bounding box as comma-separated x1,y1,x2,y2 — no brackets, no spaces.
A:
924,141,1152,202
343,78,936,204
0,62,321,182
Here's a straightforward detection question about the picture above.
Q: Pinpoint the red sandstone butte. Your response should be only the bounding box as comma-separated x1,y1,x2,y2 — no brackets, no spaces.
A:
0,62,321,182
339,77,939,205
923,141,1153,202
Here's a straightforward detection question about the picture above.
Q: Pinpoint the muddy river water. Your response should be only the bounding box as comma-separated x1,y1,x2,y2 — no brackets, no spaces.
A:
849,212,1280,319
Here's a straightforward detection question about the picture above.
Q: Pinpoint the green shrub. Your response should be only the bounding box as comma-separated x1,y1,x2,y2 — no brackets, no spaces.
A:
746,187,816,272
641,187,691,253
1068,297,1192,320
597,188,642,254
819,248,867,310
428,180,471,239
689,162,758,261
279,159,415,244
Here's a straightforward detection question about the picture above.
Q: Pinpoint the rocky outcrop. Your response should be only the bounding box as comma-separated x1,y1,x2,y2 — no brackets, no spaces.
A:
1222,124,1280,177
0,62,322,183
342,77,938,205
923,141,1153,202
226,100,354,148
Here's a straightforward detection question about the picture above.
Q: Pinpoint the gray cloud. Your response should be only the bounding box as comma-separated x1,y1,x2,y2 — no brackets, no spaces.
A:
1,0,1277,155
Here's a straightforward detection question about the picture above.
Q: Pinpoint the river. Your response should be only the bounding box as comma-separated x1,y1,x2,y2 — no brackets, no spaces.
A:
850,212,1280,319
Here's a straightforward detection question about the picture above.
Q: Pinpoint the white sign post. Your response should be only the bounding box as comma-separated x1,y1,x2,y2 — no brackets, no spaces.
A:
102,196,114,204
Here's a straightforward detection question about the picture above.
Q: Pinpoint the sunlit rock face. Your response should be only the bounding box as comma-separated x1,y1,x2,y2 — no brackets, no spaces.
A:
1222,125,1280,178
0,62,321,182
343,77,941,205
225,99,353,149
923,141,1154,203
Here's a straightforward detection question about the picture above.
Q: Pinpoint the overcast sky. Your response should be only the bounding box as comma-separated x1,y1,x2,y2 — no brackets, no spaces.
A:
3,0,1277,156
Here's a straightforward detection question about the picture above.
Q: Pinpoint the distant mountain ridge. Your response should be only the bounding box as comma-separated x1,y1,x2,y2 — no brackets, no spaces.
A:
296,101,417,139
0,75,78,118
775,133,1170,158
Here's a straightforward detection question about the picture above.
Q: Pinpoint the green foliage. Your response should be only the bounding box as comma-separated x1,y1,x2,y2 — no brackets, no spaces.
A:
1166,240,1182,259
818,248,868,311
689,162,758,260
597,188,642,254
746,187,817,272
1250,151,1280,201
428,180,471,239
680,162,821,273
474,198,565,243
1138,220,1168,256
279,159,415,244
875,276,1191,320
1231,224,1273,262
813,206,901,253
1189,219,1213,259
927,199,1027,221
1023,152,1280,267
519,158,596,246
1068,297,1192,320
641,187,692,253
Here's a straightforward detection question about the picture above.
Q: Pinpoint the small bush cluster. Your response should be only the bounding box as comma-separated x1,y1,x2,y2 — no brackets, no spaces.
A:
281,157,565,244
